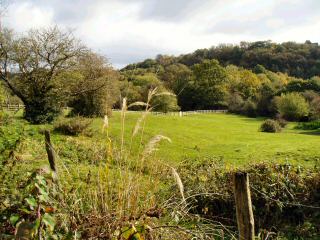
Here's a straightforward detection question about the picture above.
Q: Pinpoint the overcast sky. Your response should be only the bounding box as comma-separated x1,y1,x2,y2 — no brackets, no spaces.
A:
3,0,320,68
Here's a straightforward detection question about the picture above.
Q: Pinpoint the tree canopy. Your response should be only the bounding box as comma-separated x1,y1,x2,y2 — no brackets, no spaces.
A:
124,41,320,79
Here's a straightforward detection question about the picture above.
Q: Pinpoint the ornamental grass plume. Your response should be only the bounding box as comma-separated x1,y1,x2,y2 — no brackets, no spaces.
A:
143,135,172,157
171,167,186,204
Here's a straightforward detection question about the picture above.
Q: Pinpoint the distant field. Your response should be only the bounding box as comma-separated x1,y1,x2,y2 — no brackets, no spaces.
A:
93,112,320,168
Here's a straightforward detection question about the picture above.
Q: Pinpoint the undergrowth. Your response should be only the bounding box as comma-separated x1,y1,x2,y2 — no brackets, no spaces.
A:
176,158,320,239
1,93,320,239
1,88,230,239
295,121,320,130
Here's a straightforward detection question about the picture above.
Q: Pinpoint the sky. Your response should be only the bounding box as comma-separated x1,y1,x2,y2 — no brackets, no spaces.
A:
2,0,320,68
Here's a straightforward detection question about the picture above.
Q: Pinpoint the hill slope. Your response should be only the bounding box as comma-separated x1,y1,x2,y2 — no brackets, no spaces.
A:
124,40,320,79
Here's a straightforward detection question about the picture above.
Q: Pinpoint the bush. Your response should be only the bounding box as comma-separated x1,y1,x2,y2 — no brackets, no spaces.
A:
227,93,244,114
295,121,320,130
179,160,320,238
275,114,288,128
69,89,117,117
260,119,282,133
277,118,288,128
0,111,9,125
242,99,257,117
310,96,320,120
23,96,62,124
151,92,180,113
53,117,92,136
0,121,24,163
276,93,310,121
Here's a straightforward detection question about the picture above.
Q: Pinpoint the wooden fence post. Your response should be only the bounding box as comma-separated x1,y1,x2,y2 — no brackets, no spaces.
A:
44,130,57,174
233,172,254,240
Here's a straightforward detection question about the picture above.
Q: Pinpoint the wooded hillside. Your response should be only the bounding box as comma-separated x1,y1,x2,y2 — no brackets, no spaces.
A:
124,41,320,79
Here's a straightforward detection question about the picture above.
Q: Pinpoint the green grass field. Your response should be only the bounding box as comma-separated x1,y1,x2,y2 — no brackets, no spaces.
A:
94,112,320,168
2,111,320,239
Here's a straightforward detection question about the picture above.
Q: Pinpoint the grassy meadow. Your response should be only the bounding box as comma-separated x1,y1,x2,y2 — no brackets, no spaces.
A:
1,111,320,239
92,112,320,168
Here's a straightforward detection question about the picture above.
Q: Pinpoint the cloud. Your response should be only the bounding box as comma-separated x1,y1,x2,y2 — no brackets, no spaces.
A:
2,0,320,68
4,1,54,32
207,0,320,37
136,0,210,22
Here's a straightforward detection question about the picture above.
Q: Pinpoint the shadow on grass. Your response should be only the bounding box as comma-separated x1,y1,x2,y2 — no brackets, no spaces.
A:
299,130,320,136
238,117,266,122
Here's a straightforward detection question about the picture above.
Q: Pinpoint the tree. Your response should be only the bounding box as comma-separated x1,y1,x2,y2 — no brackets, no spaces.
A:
119,80,142,108
0,82,4,103
151,88,180,113
227,92,244,114
285,78,320,93
0,27,85,123
68,51,120,117
310,96,320,120
276,93,310,121
191,59,228,109
226,65,261,99
120,69,180,112
159,63,192,94
302,90,320,120
156,54,176,67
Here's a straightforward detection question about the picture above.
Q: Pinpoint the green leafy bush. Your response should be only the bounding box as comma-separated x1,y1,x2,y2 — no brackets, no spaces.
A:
151,92,180,113
242,99,257,117
53,117,92,136
179,159,320,239
0,122,24,164
310,96,320,120
0,170,58,238
276,93,310,121
23,98,61,124
275,114,288,128
227,93,244,114
277,118,288,128
260,119,282,133
295,121,320,130
0,111,10,125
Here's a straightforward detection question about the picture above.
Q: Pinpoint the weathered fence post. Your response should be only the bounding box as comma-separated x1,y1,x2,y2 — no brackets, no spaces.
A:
233,172,254,240
44,130,57,174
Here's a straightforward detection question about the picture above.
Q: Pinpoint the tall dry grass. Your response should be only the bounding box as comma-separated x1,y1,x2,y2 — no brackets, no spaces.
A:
51,87,231,239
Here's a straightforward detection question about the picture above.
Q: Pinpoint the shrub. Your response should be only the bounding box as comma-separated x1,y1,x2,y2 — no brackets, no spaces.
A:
242,99,257,117
151,92,180,113
295,121,320,130
0,111,9,125
275,114,288,128
260,119,282,133
24,97,62,124
0,121,24,163
69,87,117,117
179,160,320,238
227,93,244,114
310,96,320,120
276,93,310,121
277,118,288,128
53,117,92,136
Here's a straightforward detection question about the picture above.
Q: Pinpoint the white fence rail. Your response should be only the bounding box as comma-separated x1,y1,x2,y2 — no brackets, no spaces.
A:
151,109,227,116
1,104,25,111
113,109,227,116
1,104,228,115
